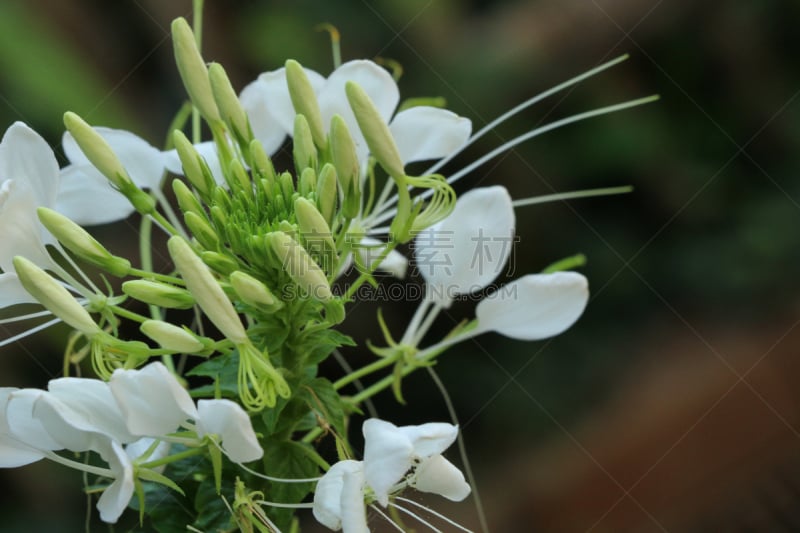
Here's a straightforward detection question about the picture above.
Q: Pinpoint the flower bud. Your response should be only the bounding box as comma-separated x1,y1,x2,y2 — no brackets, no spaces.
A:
140,320,206,353
172,179,205,218
229,271,283,310
227,158,251,195
279,172,296,210
294,197,337,272
316,163,338,226
208,62,251,143
121,280,195,309
293,114,318,172
173,130,215,197
184,211,219,250
12,256,100,336
167,236,248,344
201,251,239,276
285,59,325,148
329,115,360,219
63,112,156,215
171,17,220,122
267,231,332,302
249,139,276,184
37,208,130,277
344,81,405,179
298,167,316,197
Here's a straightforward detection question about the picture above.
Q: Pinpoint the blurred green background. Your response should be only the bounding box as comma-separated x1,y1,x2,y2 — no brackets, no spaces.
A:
1,0,800,531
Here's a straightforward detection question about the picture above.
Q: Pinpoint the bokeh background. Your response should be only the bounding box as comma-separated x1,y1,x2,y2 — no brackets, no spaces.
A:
1,0,800,531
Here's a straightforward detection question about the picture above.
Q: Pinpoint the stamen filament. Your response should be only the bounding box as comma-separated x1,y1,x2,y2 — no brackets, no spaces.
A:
512,185,633,207
395,496,476,533
370,504,406,532
389,502,442,532
0,317,62,348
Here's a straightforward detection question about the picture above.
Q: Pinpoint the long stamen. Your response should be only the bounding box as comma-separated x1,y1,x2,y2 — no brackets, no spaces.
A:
389,502,443,532
423,54,631,177
396,496,476,533
512,185,633,207
370,504,406,532
369,95,659,227
0,317,62,348
254,500,314,509
235,459,321,483
0,308,55,325
365,54,631,223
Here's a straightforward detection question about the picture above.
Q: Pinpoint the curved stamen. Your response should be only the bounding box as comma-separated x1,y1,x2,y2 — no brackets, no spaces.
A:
369,95,658,227
396,496,476,533
0,317,62,348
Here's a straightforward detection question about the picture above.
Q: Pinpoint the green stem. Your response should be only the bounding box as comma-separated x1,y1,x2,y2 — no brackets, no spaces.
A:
191,0,205,144
140,446,204,470
108,305,151,324
342,241,397,300
127,267,185,286
333,353,398,391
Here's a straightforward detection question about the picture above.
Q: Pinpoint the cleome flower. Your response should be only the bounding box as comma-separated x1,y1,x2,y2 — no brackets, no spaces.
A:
313,418,470,532
0,362,262,523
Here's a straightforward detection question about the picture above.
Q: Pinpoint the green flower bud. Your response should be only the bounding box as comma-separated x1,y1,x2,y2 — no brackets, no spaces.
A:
201,251,239,276
329,115,361,219
228,158,252,194
208,62,251,143
172,178,205,218
249,139,276,184
298,167,316,197
267,231,332,302
167,236,248,344
13,256,100,336
294,197,337,273
37,208,130,277
230,271,283,310
279,172,296,210
344,81,405,179
140,320,205,353
64,111,156,215
171,17,220,122
316,163,338,226
184,211,219,250
293,114,318,172
285,59,325,148
122,279,196,309
173,129,215,197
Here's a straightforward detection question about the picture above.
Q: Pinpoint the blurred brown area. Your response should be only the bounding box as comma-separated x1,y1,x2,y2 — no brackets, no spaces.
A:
1,0,799,531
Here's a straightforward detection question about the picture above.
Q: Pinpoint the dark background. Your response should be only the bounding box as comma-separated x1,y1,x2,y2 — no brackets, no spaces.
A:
1,0,800,531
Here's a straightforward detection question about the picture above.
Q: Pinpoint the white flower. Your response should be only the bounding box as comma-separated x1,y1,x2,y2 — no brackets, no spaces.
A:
196,399,263,463
57,127,168,226
313,419,469,532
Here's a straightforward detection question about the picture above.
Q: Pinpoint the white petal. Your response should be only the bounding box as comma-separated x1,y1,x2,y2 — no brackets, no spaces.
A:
0,179,55,271
110,362,198,436
358,237,408,279
389,107,471,165
474,271,589,340
95,440,135,524
340,465,369,533
313,460,364,531
63,127,165,190
56,164,136,225
196,399,262,463
415,186,514,305
0,272,38,308
32,393,108,451
0,388,47,467
47,378,136,443
0,122,59,210
5,389,63,452
398,422,458,458
412,455,471,501
318,60,399,164
362,419,413,506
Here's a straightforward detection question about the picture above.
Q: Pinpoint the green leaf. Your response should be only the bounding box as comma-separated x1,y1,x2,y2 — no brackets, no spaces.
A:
302,378,346,440
260,439,319,530
193,478,235,531
188,351,239,398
